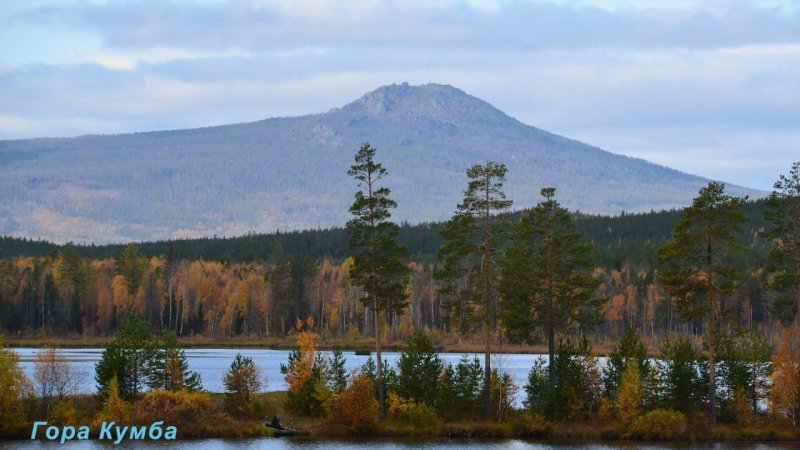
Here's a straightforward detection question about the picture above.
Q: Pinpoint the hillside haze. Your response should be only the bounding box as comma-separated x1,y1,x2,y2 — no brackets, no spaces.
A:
1,83,761,243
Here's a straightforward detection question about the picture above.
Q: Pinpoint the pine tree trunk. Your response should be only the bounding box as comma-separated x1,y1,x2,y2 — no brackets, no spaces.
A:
483,172,492,421
707,235,717,425
375,300,385,419
484,303,492,421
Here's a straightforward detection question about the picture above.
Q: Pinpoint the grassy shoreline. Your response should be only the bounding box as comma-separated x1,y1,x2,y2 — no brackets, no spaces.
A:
5,391,799,444
258,393,800,444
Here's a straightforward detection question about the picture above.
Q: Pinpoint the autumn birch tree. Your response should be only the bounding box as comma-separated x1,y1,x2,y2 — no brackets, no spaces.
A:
437,161,512,420
346,143,410,416
658,181,746,424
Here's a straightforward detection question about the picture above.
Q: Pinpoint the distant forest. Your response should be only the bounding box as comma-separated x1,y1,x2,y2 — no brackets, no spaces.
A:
1,198,789,346
0,200,770,266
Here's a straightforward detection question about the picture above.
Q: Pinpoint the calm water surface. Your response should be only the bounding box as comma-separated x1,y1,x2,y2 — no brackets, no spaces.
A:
3,439,798,449
13,348,552,397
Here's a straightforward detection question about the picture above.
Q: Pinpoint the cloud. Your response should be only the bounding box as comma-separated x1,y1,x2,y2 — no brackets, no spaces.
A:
1,0,798,191
20,0,800,54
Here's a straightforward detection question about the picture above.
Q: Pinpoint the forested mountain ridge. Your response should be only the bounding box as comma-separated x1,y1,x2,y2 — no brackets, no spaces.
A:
0,83,762,244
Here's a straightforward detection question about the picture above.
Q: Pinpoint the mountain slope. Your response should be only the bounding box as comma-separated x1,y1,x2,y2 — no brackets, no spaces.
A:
0,83,762,243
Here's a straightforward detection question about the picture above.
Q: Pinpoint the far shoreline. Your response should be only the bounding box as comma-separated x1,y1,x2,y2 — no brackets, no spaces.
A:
3,336,624,356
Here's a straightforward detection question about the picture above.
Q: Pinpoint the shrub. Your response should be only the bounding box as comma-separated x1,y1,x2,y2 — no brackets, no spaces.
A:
49,399,84,426
130,390,211,425
128,390,246,438
512,412,550,437
333,375,379,431
628,409,688,440
387,392,440,427
597,396,616,421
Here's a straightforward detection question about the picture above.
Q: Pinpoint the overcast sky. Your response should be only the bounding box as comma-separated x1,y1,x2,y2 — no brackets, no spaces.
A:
1,0,798,191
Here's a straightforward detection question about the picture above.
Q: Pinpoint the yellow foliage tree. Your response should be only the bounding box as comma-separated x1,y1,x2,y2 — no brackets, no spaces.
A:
285,317,318,393
616,363,643,424
0,336,32,436
770,325,800,427
95,376,129,424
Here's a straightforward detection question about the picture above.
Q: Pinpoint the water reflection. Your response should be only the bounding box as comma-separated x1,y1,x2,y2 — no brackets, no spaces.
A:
6,438,799,450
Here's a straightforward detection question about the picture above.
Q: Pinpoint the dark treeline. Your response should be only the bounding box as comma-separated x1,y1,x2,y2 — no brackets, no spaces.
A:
0,199,770,268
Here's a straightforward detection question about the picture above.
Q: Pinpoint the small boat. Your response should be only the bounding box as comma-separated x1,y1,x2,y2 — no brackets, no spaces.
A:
265,423,296,437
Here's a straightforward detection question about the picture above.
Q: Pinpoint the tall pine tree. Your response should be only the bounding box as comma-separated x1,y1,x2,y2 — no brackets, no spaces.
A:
437,161,512,420
500,187,602,387
658,181,746,424
346,143,410,416
766,161,800,324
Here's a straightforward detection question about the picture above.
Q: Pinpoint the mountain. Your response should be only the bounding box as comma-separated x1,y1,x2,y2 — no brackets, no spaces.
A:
0,83,763,243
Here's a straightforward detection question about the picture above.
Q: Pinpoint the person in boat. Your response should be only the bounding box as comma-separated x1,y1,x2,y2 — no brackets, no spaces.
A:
269,415,283,430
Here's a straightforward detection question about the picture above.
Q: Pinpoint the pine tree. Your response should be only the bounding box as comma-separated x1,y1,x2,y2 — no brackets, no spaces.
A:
766,161,800,324
603,327,649,397
115,243,147,295
500,187,602,387
437,161,512,420
396,331,443,406
224,353,263,416
658,181,745,424
346,143,410,416
328,349,348,394
655,337,709,415
147,331,202,392
95,316,156,401
717,328,772,416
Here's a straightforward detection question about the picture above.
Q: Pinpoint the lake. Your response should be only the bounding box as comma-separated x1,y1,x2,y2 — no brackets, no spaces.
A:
13,348,549,400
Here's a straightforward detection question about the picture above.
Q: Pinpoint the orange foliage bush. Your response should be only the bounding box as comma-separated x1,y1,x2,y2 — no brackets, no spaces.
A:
333,375,379,430
128,390,242,437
